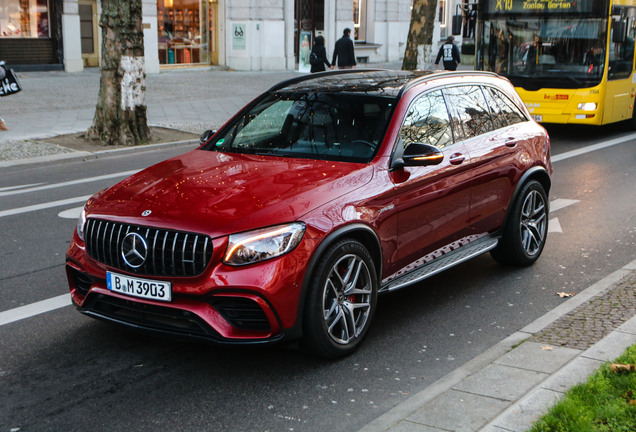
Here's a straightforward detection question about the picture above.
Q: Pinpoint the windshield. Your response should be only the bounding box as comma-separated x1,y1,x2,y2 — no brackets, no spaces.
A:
203,91,395,163
480,17,608,89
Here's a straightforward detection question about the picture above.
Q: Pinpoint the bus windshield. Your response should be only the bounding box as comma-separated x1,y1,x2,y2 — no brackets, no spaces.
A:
481,17,608,90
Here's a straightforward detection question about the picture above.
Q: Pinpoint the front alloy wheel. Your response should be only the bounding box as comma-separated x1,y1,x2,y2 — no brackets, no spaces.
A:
323,253,373,345
303,239,378,358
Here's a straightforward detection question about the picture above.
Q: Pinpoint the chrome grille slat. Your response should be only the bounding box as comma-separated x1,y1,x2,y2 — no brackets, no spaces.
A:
182,233,189,275
95,220,103,262
108,223,116,265
171,232,178,275
191,235,199,275
85,219,213,277
151,230,159,275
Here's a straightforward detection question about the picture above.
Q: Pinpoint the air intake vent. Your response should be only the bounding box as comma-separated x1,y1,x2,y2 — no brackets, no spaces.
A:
214,298,271,331
85,219,213,277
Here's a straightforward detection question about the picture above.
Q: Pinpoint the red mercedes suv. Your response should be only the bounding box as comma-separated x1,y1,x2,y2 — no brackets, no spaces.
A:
66,70,552,358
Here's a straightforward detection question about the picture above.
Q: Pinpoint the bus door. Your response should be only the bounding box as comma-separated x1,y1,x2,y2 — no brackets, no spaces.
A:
605,8,636,124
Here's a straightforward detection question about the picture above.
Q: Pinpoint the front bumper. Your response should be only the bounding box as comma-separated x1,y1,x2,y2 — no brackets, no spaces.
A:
66,234,318,344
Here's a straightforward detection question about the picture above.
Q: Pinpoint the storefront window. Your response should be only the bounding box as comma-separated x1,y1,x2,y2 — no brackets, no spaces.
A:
353,0,366,41
438,0,447,38
157,0,209,65
0,0,50,38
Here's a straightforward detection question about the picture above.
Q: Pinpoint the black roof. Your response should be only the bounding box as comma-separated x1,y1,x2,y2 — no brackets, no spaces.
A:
270,69,417,98
268,69,500,99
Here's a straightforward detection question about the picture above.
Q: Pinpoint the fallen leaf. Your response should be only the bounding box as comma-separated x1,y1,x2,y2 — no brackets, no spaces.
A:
611,364,635,373
556,292,576,298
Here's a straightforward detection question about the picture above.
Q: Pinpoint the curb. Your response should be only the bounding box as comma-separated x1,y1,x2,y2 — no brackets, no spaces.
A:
359,259,636,432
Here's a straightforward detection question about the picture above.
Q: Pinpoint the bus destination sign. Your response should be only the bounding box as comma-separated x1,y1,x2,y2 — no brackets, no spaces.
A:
487,0,594,13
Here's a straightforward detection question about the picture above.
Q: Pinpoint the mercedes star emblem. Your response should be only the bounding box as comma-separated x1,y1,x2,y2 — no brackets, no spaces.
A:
121,232,148,268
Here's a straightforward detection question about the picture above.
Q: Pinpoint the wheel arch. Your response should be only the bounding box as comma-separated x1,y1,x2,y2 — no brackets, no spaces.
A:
502,166,551,229
286,223,383,341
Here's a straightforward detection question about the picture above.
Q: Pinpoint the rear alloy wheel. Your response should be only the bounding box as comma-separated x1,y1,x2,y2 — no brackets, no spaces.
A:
303,239,377,358
491,180,548,266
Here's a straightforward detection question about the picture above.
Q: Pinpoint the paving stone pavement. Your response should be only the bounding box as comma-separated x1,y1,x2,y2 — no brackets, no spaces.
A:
532,271,636,350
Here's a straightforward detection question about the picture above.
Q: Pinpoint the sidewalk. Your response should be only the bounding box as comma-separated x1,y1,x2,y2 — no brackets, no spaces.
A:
360,260,636,432
1,63,635,432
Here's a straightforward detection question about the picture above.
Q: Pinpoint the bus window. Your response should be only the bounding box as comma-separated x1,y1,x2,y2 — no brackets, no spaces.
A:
608,7,636,80
479,17,608,88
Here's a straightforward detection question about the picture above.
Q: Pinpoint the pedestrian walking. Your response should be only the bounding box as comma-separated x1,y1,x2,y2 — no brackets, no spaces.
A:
331,28,356,69
310,35,331,73
435,36,461,71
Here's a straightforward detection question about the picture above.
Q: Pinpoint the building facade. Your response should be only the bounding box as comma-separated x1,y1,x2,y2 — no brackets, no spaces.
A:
1,0,467,73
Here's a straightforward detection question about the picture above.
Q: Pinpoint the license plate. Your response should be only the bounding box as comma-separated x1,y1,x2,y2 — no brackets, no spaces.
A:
106,271,172,302
532,114,543,122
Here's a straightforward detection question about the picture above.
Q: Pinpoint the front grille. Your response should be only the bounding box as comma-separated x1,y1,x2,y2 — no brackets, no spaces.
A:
214,298,271,331
85,219,213,277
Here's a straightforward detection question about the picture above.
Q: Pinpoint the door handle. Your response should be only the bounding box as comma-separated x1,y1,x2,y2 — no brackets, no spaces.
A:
449,153,465,165
505,138,518,147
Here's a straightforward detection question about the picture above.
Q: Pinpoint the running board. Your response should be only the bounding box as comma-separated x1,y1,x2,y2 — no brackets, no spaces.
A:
380,237,499,293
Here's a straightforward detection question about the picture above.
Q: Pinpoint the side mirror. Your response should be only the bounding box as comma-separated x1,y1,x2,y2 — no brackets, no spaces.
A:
200,129,216,145
613,21,627,43
403,143,444,166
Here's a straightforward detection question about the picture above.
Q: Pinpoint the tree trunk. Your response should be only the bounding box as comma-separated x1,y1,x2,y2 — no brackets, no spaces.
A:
402,0,439,71
86,0,151,146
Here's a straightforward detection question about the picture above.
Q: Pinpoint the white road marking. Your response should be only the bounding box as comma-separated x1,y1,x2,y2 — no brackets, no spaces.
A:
551,133,636,162
0,170,138,197
550,198,580,212
58,207,84,219
0,195,91,218
0,294,71,327
548,217,563,233
0,183,45,192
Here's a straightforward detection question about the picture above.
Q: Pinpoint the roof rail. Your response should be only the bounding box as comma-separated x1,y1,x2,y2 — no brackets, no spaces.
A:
401,70,500,93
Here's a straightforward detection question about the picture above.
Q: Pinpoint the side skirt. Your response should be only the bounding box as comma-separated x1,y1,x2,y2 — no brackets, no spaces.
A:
379,236,499,293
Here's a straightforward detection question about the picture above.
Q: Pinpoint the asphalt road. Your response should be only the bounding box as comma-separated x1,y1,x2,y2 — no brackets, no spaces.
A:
0,123,634,432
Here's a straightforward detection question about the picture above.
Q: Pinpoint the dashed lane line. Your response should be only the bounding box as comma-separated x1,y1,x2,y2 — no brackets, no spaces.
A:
0,294,71,326
0,170,138,197
0,195,91,218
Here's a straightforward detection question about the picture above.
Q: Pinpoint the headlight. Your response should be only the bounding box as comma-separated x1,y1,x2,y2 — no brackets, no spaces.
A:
224,223,306,266
76,207,87,241
577,102,597,111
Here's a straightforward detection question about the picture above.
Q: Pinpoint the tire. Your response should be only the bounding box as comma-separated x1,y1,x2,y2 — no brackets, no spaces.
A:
491,180,549,266
302,239,378,358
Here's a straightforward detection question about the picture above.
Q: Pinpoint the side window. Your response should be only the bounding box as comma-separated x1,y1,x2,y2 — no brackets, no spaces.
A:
609,9,636,80
443,85,494,140
399,90,454,150
483,86,527,128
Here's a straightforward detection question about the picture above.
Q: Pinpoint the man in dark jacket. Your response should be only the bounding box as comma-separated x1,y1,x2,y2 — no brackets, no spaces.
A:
331,28,356,69
435,36,461,71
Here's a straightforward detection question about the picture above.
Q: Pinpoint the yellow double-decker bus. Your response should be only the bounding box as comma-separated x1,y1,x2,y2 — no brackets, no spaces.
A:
476,0,636,126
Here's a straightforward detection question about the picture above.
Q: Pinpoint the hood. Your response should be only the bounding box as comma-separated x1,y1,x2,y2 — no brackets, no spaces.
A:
86,149,374,237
